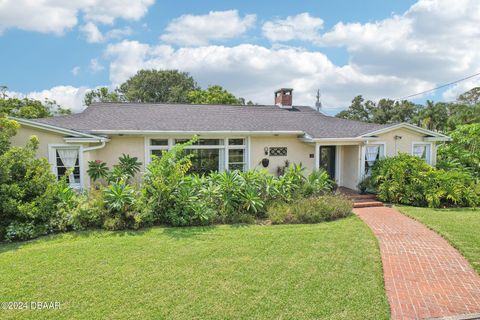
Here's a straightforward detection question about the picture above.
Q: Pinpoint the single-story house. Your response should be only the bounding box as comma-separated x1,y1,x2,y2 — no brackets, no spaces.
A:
10,88,450,190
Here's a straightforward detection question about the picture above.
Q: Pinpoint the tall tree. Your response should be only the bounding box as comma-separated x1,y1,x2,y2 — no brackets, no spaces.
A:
118,69,199,103
187,85,242,105
336,95,373,122
414,101,449,132
457,87,480,105
83,87,123,106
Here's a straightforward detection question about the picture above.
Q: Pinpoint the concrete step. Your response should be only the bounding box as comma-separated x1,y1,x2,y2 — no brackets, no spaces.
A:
353,200,384,208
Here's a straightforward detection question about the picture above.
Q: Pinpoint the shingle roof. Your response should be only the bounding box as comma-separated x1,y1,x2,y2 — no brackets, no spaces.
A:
32,103,392,139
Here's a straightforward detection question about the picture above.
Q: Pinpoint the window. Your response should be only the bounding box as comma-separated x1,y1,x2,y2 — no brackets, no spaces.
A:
146,137,247,173
364,144,385,176
412,143,431,164
269,147,287,156
53,147,81,188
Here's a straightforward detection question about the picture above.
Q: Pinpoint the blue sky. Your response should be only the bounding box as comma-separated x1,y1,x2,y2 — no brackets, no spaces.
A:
1,0,479,114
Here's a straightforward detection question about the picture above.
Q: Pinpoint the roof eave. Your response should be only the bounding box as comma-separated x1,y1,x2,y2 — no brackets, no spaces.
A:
9,117,108,141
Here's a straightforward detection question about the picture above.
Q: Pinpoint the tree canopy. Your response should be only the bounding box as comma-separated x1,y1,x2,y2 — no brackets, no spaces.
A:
118,69,199,103
187,85,241,105
83,70,250,107
83,87,123,106
0,87,71,119
336,87,480,132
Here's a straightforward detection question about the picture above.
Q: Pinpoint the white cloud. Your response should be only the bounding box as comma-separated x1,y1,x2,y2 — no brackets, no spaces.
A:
80,22,104,43
160,10,256,46
80,23,132,43
9,86,90,113
317,0,480,88
0,0,154,35
262,13,324,42
71,66,81,76
89,59,105,73
443,77,480,101
105,40,430,111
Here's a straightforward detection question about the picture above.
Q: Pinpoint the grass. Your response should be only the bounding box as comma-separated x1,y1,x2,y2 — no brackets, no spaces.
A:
398,206,480,273
0,216,389,320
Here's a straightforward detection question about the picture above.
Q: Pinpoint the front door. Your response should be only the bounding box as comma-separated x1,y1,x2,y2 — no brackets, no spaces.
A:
319,146,336,179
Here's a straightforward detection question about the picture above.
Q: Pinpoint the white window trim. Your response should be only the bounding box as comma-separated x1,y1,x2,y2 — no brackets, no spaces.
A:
144,136,249,172
411,142,433,165
361,142,386,177
48,144,84,189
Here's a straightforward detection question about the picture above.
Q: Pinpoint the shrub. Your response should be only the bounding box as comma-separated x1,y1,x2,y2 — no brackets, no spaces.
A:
267,196,352,224
0,136,62,241
69,189,105,231
371,153,480,208
143,137,195,224
438,123,480,178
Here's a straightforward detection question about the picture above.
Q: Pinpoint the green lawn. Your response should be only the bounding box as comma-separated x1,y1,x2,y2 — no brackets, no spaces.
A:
0,216,389,320
398,206,480,273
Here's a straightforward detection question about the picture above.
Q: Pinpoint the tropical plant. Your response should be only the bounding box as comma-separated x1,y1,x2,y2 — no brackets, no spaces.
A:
87,160,109,182
103,179,136,213
117,154,142,177
438,123,480,178
143,136,196,223
371,153,479,208
303,170,334,197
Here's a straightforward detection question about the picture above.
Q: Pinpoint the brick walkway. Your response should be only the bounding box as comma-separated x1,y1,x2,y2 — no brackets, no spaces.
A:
354,206,480,320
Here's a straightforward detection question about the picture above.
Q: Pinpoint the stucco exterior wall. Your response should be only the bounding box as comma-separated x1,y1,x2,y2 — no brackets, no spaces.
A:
249,136,314,175
340,145,360,190
95,135,146,172
375,128,436,165
11,126,65,159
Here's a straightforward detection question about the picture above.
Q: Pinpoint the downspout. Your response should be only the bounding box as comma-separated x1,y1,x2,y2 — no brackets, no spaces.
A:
83,140,107,152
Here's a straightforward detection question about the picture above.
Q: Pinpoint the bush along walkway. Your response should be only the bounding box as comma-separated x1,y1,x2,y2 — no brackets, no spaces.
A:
354,206,480,320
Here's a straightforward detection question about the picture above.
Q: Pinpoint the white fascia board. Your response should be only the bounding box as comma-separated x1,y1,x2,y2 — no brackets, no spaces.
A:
90,130,305,136
309,137,377,143
64,137,111,143
10,117,107,141
424,136,452,142
359,122,450,139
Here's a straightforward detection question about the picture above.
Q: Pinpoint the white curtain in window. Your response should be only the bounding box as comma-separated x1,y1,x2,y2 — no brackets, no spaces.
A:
57,148,78,183
366,146,380,166
413,145,426,158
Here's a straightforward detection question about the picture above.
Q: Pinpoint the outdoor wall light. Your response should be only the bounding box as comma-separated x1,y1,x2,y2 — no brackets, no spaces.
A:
264,147,269,155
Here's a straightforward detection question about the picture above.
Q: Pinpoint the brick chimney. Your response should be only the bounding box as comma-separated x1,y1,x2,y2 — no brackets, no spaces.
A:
275,88,293,108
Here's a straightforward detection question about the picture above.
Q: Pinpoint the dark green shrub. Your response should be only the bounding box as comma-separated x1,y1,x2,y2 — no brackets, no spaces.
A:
267,196,352,224
69,190,105,230
371,153,480,208
0,135,62,241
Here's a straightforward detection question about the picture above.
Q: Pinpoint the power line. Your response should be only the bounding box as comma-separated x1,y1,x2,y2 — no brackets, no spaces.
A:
397,71,480,100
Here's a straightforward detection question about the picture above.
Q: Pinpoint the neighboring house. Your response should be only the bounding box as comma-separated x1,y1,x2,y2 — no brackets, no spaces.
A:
10,89,450,190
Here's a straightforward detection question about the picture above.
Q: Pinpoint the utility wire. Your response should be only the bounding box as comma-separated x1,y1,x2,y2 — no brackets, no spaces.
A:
397,71,480,100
